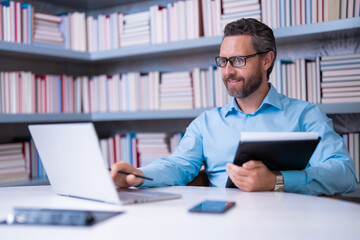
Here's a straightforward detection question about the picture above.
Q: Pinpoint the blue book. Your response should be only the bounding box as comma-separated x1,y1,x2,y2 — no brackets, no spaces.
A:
280,0,286,28
126,133,132,166
306,0,311,24
1,1,10,7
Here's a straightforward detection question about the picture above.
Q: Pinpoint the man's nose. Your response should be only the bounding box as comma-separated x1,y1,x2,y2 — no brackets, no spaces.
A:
223,61,236,75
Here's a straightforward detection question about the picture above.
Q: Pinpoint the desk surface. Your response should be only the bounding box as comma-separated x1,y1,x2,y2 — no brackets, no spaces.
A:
0,185,359,240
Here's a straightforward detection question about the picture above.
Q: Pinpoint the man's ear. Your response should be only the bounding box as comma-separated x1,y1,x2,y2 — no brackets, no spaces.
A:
262,51,274,71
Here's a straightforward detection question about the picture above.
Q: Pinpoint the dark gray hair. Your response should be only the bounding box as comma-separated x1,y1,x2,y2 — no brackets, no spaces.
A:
223,18,277,79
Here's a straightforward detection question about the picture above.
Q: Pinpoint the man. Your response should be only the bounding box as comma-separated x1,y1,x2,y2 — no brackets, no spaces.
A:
111,18,358,195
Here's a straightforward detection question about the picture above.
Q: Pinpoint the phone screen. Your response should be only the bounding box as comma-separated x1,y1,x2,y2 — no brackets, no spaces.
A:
189,200,236,213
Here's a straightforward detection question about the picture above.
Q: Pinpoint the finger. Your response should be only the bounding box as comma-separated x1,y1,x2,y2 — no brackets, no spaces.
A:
227,163,250,188
110,162,136,187
228,173,251,191
227,163,248,177
242,160,264,169
126,174,141,186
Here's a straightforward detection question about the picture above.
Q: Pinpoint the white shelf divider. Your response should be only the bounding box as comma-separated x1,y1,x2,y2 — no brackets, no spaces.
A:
0,103,359,124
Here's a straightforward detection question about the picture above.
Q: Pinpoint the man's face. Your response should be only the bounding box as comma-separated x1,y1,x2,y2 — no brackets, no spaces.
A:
219,35,264,99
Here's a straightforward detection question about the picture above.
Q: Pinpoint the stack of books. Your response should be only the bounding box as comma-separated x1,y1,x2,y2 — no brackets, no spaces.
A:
320,53,360,103
160,71,194,110
33,12,64,47
0,142,28,184
136,133,171,167
120,11,151,47
221,0,261,30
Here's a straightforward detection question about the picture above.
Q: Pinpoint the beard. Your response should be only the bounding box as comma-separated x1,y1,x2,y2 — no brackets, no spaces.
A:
223,70,263,99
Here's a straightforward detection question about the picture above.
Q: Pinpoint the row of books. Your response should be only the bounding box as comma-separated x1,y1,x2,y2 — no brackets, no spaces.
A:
343,132,360,181
270,53,360,104
0,141,46,184
1,0,359,51
262,0,360,29
0,1,32,44
99,132,183,169
0,131,183,184
220,0,261,33
270,58,321,103
0,73,82,114
150,0,202,44
0,68,229,114
1,53,359,114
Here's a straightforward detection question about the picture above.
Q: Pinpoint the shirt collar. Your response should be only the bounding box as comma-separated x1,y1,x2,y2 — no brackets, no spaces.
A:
221,83,282,117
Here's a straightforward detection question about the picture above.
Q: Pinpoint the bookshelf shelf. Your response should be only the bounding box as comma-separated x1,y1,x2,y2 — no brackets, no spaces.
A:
0,113,91,123
91,36,223,61
0,109,207,124
1,18,359,63
0,103,359,124
318,103,360,114
91,109,209,121
274,17,360,40
0,41,90,62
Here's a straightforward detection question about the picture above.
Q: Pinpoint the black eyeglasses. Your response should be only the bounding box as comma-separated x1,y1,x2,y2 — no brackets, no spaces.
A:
215,52,268,68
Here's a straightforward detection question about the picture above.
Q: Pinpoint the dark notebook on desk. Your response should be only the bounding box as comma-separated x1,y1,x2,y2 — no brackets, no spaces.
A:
226,132,321,188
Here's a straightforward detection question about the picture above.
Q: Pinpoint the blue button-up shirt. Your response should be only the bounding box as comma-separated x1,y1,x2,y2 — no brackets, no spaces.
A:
139,84,358,195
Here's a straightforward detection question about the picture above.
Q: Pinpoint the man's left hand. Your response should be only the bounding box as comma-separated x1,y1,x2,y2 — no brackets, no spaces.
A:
226,160,276,192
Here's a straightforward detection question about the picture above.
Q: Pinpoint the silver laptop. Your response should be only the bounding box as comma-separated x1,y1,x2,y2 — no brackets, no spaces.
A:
28,123,181,205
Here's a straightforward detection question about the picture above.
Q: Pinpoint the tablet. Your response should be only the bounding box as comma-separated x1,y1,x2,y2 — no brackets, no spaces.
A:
226,132,321,188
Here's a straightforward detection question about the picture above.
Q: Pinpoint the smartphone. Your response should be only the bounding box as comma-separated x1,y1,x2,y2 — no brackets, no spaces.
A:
189,200,236,214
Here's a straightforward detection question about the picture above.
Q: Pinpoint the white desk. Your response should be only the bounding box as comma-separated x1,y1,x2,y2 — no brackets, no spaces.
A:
0,185,359,240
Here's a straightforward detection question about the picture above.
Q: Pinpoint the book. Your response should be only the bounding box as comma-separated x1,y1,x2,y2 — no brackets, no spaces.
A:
226,132,321,188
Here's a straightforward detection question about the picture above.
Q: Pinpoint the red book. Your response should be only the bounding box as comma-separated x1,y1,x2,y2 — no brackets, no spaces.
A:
0,3,2,41
31,74,36,113
61,75,66,113
69,76,75,113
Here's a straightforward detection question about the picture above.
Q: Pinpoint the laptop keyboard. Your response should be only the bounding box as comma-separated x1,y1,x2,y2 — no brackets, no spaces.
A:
116,189,179,204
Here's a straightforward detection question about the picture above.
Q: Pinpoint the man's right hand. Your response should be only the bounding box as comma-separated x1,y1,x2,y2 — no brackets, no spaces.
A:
110,161,145,188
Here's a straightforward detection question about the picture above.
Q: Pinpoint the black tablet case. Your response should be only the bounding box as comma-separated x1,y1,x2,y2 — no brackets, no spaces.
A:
226,137,321,188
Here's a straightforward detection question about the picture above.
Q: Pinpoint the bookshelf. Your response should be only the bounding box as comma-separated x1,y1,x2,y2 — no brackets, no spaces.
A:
0,0,359,186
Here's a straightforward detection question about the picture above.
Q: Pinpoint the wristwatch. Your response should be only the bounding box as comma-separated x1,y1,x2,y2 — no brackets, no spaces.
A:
273,171,285,192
